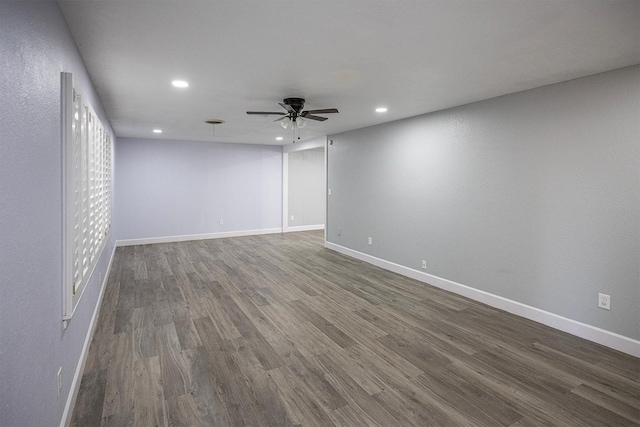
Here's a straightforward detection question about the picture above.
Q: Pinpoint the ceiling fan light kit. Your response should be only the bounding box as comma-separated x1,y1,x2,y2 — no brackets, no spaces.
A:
280,117,306,129
247,97,338,142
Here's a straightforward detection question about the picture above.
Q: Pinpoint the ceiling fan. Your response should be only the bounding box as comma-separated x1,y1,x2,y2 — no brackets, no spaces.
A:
247,97,338,141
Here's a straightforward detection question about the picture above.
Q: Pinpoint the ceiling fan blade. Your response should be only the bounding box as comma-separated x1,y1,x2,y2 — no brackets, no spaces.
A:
303,114,328,121
273,116,289,122
302,108,339,115
279,102,295,113
247,111,286,115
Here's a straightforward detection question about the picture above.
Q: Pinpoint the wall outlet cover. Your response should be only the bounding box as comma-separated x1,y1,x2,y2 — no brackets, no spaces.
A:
598,293,611,310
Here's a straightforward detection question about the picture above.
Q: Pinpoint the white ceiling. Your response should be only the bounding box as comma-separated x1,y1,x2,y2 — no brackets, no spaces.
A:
58,0,639,146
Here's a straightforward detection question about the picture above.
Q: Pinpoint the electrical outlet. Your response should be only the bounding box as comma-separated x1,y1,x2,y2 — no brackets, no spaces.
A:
337,228,341,236
328,189,332,196
368,237,372,246
219,219,224,226
421,260,427,269
598,293,610,310
57,367,62,398
290,215,294,221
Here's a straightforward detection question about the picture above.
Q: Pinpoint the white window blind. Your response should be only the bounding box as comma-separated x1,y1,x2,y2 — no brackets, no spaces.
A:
62,72,112,320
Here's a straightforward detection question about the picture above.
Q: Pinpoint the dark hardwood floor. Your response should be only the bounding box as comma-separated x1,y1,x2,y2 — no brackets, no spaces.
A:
71,231,639,426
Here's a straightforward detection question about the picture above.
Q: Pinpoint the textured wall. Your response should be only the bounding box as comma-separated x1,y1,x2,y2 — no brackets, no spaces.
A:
0,1,116,426
328,66,639,340
115,138,282,241
288,148,325,227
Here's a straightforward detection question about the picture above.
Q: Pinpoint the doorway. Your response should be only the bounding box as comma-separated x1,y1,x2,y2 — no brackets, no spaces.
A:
282,137,326,234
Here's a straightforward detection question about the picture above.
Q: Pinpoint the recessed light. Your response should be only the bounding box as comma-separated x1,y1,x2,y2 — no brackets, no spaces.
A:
276,137,284,141
153,129,162,133
171,80,189,88
375,107,388,113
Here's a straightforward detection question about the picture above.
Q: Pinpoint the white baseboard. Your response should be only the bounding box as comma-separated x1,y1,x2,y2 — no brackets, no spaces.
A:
61,243,116,427
285,224,325,233
325,242,640,357
116,227,283,247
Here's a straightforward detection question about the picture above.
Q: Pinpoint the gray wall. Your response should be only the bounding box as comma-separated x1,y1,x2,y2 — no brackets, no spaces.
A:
115,138,282,241
288,148,325,227
328,66,639,340
0,1,116,425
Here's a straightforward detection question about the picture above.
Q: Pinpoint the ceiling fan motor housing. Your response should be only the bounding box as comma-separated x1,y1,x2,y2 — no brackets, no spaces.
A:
283,97,305,114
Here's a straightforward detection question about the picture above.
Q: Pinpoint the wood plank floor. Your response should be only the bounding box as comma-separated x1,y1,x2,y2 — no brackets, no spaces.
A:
71,231,639,426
